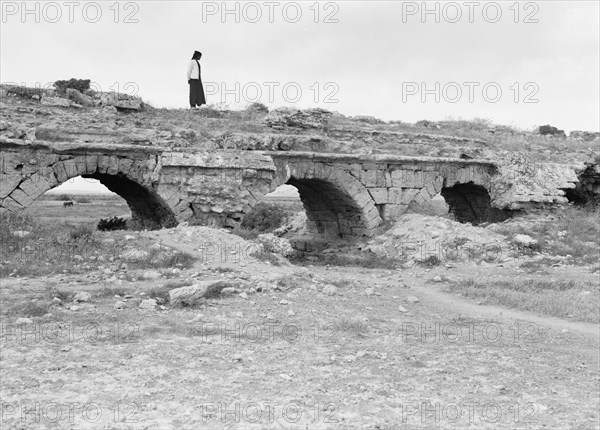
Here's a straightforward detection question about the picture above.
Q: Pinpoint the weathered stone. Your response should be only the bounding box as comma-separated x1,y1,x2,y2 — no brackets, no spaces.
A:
73,292,91,302
368,188,388,204
139,299,157,310
40,96,71,107
66,88,95,107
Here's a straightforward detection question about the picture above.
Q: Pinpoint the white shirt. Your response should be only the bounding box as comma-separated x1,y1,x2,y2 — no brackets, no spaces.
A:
187,60,201,80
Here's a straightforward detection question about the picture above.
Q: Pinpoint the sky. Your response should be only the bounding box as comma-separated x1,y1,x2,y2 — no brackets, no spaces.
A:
1,1,599,193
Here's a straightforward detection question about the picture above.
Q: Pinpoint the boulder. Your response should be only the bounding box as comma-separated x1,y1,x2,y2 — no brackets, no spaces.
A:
66,88,95,107
139,299,157,310
169,282,210,307
263,107,333,130
256,234,294,257
40,96,71,107
73,291,92,303
100,93,142,111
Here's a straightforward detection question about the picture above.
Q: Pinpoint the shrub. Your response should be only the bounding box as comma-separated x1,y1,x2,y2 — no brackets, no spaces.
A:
415,120,439,128
538,124,566,137
245,102,269,114
76,197,92,204
5,85,44,100
241,202,286,232
96,285,130,298
416,255,441,267
53,79,91,95
97,216,127,231
57,194,72,201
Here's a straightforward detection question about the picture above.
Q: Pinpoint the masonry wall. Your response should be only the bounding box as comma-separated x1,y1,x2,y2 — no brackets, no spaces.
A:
0,140,584,238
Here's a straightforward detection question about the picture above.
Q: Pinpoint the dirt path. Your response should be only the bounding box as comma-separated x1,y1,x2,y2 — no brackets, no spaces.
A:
2,228,599,429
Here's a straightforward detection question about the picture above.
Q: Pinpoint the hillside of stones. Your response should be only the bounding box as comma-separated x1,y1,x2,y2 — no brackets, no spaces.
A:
1,84,599,168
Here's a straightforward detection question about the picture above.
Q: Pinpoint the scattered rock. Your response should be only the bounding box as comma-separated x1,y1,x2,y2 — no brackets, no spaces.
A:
220,287,237,296
40,96,71,107
139,270,162,281
15,317,33,325
100,92,142,111
514,234,539,248
11,230,30,238
239,292,248,300
169,282,211,307
398,305,408,313
256,234,294,257
432,275,443,283
406,296,420,303
120,249,149,261
65,88,95,106
139,299,157,310
322,285,338,296
114,301,126,310
73,292,91,303
264,107,333,130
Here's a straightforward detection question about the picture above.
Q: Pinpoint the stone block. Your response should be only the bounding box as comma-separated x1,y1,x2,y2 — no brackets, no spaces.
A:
388,188,403,204
53,161,68,184
360,170,378,187
0,176,21,199
368,188,388,204
1,196,23,211
400,188,419,205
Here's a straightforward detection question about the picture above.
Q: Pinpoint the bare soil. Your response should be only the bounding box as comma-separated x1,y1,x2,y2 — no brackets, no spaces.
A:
1,220,599,430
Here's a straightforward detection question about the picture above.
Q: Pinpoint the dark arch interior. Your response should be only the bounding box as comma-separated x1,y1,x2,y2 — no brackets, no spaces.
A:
563,165,600,206
83,172,178,230
441,182,514,224
564,188,589,206
286,177,366,238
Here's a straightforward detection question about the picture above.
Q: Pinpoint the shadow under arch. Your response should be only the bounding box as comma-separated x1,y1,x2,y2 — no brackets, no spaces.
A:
286,176,378,238
82,172,178,230
441,182,514,224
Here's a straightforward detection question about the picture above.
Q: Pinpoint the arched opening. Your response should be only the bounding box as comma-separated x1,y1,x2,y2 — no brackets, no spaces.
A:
286,177,371,238
441,182,513,224
238,175,378,252
83,172,178,230
23,174,177,231
27,176,129,226
563,164,600,206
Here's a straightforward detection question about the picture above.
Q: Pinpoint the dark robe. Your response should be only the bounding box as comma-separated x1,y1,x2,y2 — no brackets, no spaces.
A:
189,60,206,107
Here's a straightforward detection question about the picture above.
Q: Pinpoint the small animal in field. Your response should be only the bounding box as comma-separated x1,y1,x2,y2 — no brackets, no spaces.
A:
63,201,74,208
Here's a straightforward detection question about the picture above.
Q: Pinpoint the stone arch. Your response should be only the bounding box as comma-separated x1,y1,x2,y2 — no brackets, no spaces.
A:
441,182,513,224
0,150,177,230
271,160,382,237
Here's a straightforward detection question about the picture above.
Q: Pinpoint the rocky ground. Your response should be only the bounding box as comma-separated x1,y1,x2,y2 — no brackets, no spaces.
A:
1,84,599,165
1,220,598,429
1,84,599,429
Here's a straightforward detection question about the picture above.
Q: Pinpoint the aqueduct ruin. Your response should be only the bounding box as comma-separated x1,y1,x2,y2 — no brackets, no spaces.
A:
0,139,585,238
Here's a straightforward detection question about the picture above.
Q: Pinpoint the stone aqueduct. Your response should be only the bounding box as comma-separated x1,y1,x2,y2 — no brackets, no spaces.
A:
0,140,583,238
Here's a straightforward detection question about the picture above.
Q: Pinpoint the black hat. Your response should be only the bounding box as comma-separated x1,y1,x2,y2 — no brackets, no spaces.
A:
192,51,202,59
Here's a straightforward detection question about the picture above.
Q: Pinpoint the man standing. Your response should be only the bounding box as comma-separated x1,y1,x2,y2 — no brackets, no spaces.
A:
187,51,206,109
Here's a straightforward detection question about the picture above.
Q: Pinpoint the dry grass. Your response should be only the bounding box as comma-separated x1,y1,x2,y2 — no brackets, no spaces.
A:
494,206,600,265
446,278,599,323
0,212,195,278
